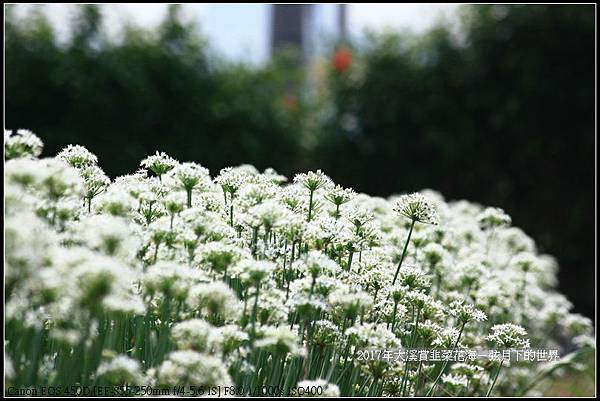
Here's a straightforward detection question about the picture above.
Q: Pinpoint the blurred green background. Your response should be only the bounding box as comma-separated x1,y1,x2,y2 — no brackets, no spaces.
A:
5,5,595,319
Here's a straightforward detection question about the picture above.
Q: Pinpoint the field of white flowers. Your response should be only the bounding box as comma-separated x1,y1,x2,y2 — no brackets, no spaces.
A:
4,129,595,397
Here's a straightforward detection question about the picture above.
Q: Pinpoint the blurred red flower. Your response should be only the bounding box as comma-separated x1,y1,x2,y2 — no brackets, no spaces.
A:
332,48,352,72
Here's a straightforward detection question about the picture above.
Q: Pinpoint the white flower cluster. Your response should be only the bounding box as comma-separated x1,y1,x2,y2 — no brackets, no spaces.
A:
5,129,44,159
140,151,178,179
393,192,439,225
4,133,594,397
487,323,531,349
478,207,512,230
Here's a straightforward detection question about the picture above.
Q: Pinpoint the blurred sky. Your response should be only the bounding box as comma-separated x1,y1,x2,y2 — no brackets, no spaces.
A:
12,4,459,63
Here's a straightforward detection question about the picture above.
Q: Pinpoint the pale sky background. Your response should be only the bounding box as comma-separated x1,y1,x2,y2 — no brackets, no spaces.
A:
10,4,460,64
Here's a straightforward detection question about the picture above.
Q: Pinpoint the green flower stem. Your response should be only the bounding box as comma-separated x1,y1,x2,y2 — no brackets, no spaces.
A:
368,377,379,396
414,360,425,395
186,189,192,208
251,227,259,257
357,376,370,396
268,355,281,386
146,202,153,225
152,243,160,264
486,360,504,397
251,286,260,338
307,190,314,221
401,307,421,396
156,298,172,363
281,240,288,288
392,219,416,285
25,328,43,386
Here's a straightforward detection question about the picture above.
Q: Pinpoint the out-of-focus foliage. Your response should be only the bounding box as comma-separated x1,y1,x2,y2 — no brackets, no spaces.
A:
5,5,595,319
5,5,308,178
317,5,595,318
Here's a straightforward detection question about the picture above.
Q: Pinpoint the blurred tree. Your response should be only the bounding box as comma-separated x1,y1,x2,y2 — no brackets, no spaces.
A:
5,4,307,178
70,4,102,50
317,5,595,317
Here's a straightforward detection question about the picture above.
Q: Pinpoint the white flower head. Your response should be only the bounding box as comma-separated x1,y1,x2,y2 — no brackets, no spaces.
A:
478,207,512,229
301,250,342,278
396,265,431,290
263,167,288,184
168,162,211,192
79,164,111,203
325,185,355,206
487,323,530,348
140,151,178,177
293,170,333,192
255,325,303,356
329,287,373,320
186,282,241,321
143,261,204,301
231,259,276,286
57,144,98,168
171,319,222,353
511,252,542,273
93,183,137,216
218,324,250,354
96,355,143,384
393,193,439,225
403,290,431,309
563,313,593,336
441,373,468,389
448,300,488,324
157,350,232,387
77,214,134,256
214,166,248,195
5,354,15,381
345,322,401,348
243,199,290,230
198,242,247,274
311,319,342,345
24,158,85,200
5,129,44,159
162,191,186,215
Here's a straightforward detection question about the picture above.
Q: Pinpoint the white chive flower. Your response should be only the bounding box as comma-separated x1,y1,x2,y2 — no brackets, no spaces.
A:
255,325,304,356
477,207,512,229
293,170,333,192
5,129,44,159
171,319,222,353
447,300,488,324
96,355,143,384
487,323,530,348
140,151,178,178
56,144,98,168
393,193,439,225
186,282,241,321
157,350,232,387
231,259,276,286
